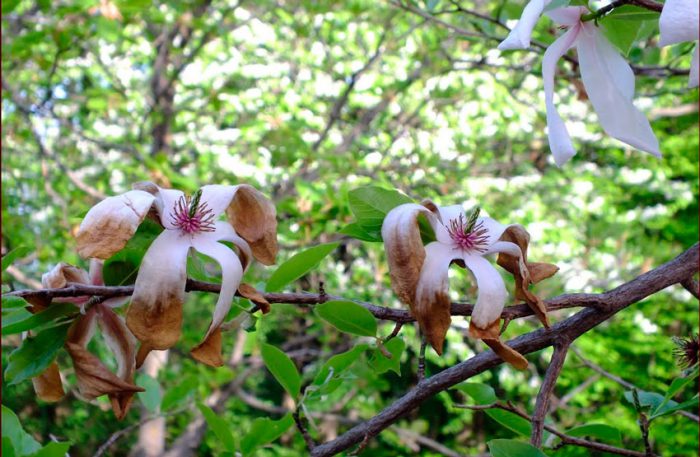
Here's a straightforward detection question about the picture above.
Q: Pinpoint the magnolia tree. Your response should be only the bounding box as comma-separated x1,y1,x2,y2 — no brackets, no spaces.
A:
1,0,698,456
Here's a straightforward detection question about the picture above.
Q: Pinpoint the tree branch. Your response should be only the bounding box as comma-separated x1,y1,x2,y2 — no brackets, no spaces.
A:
531,340,569,448
307,244,698,456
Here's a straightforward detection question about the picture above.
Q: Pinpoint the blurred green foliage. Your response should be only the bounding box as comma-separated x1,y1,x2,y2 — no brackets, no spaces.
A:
2,0,698,455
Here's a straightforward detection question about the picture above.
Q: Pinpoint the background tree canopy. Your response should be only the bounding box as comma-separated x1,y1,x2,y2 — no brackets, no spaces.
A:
1,0,698,456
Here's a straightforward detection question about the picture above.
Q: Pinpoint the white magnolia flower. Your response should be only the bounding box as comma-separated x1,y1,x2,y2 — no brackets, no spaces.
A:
382,201,557,369
659,0,699,88
76,182,278,367
499,3,661,166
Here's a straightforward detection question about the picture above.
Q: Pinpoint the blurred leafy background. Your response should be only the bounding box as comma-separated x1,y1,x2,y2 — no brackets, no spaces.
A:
1,0,698,455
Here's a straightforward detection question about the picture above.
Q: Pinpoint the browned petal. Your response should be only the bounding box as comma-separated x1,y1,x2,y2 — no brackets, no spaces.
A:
65,342,143,413
416,290,452,355
238,283,270,314
482,338,529,370
76,190,155,260
32,362,65,402
190,327,224,367
225,185,278,265
497,225,555,328
41,263,90,288
468,319,501,341
528,262,559,284
67,308,98,347
126,290,183,353
97,305,138,391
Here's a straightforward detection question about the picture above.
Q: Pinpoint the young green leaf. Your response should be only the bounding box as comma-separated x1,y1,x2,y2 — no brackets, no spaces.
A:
1,296,29,311
485,409,532,437
315,300,377,337
338,223,380,242
652,366,698,416
136,374,162,413
197,403,236,452
260,343,301,399
454,382,497,405
2,246,31,272
265,242,338,292
487,439,549,457
368,338,405,375
4,323,70,385
28,442,72,457
1,405,41,456
2,303,78,335
348,186,413,234
240,414,294,456
565,423,622,443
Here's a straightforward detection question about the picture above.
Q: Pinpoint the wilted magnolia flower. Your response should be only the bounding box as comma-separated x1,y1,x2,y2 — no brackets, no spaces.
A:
381,201,557,369
659,0,699,88
76,182,278,368
499,2,661,166
30,261,142,420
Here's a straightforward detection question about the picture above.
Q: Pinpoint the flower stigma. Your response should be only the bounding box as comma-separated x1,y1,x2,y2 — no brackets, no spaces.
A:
170,189,216,234
446,206,489,253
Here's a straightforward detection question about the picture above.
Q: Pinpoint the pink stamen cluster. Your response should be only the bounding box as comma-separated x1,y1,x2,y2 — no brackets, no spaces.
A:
447,214,489,252
170,194,215,234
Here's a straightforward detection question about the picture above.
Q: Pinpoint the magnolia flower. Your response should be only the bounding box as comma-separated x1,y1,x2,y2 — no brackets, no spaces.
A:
76,182,278,368
30,261,142,420
381,201,557,369
499,3,661,166
659,0,699,88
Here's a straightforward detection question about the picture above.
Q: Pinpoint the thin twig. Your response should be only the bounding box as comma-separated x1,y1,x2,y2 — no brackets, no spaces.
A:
293,407,316,451
631,389,654,456
531,340,570,448
417,335,427,381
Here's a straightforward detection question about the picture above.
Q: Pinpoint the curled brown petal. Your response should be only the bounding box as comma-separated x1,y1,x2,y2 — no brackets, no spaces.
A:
32,362,65,403
238,283,270,314
42,263,90,288
190,327,224,367
226,185,278,265
76,190,155,260
482,338,529,370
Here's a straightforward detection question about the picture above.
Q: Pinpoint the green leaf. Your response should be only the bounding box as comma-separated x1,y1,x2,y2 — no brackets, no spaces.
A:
543,0,570,12
197,403,236,452
2,405,41,456
565,423,622,443
2,246,31,272
4,323,70,385
338,223,380,242
487,439,549,457
103,219,162,286
2,303,78,335
649,395,699,420
311,344,368,394
136,374,162,413
161,375,198,411
240,414,294,456
608,5,660,20
265,243,338,292
485,409,532,437
29,442,72,457
315,300,377,337
454,382,497,405
600,19,640,56
368,338,405,375
348,186,413,234
652,366,698,416
2,437,17,457
261,343,301,399
1,296,30,311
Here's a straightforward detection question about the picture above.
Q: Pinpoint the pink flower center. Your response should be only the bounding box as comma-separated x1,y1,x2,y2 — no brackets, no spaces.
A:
446,213,489,253
170,190,216,234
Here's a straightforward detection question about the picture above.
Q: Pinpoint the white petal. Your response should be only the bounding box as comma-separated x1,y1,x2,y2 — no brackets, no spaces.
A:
542,25,581,166
200,185,237,218
382,203,437,242
192,239,243,341
658,0,699,47
146,186,185,230
545,6,586,26
578,25,661,157
689,44,699,88
434,204,466,244
464,255,508,329
415,242,459,316
498,0,550,50
477,217,510,247
484,240,522,257
192,221,253,271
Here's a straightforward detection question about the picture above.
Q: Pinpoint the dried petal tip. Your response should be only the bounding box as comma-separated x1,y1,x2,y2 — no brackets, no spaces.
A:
673,334,699,368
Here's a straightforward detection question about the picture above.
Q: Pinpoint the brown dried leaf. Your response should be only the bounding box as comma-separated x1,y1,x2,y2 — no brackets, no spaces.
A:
76,190,155,260
32,362,65,402
191,327,224,367
226,185,278,265
238,283,270,314
482,338,529,370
